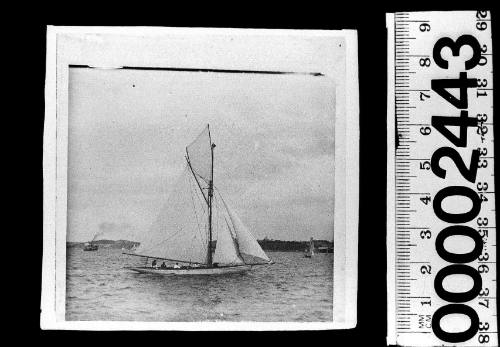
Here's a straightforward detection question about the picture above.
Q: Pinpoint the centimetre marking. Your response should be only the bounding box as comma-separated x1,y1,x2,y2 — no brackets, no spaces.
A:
394,15,414,330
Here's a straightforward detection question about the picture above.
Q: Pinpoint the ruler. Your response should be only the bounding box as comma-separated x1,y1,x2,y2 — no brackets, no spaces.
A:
387,11,496,346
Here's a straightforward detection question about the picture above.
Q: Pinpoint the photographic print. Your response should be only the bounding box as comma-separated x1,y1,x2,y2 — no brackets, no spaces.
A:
42,27,359,330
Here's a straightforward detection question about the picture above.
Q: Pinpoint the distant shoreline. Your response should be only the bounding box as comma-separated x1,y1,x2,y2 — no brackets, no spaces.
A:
67,239,334,252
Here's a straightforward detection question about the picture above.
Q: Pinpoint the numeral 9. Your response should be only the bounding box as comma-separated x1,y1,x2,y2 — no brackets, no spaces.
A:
420,126,431,135
476,22,488,31
419,23,431,32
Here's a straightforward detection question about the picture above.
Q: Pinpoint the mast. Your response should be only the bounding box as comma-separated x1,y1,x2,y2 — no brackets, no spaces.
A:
207,125,215,266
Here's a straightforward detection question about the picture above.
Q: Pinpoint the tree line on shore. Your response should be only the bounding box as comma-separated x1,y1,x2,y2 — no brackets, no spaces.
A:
67,238,334,252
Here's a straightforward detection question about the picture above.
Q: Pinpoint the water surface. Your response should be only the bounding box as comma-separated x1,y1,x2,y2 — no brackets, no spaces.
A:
66,248,333,322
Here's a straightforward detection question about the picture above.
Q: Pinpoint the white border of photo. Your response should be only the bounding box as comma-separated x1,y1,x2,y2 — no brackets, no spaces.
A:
42,26,359,330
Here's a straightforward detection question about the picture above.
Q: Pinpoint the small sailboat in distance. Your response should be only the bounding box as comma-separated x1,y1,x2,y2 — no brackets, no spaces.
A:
304,237,315,258
123,124,272,275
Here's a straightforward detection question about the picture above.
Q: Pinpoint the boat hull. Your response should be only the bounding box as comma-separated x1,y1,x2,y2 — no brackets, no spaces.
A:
125,265,252,276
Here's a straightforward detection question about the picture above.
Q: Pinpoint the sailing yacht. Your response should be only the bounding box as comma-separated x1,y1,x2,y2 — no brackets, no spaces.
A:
304,237,315,258
124,125,272,275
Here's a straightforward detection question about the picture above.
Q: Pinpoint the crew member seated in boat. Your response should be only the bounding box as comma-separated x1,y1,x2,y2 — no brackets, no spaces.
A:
152,260,158,269
173,262,181,269
161,262,167,269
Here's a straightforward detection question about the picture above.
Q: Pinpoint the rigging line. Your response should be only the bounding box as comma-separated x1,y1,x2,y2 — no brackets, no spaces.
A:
188,170,202,232
138,172,204,262
124,252,205,265
214,190,244,260
187,165,208,217
141,174,184,249
195,183,209,250
215,201,221,242
192,174,208,245
143,170,192,247
149,195,195,247
216,194,242,258
214,188,234,220
214,195,224,235
185,155,209,204
188,169,208,251
186,232,201,264
213,186,227,208
214,194,244,263
154,199,190,242
193,177,208,216
152,229,185,247
195,172,210,185
186,124,210,148
158,173,203,263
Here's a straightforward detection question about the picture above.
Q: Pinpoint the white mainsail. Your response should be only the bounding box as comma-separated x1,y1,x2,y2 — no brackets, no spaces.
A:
133,167,209,264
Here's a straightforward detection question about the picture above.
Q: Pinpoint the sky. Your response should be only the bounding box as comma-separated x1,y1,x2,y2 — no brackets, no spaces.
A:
67,68,335,242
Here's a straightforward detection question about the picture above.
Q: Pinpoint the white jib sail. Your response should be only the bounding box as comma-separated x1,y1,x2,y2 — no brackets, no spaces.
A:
213,220,244,265
219,195,271,263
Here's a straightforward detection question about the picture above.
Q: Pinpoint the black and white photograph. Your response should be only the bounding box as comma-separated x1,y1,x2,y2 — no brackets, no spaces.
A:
42,27,359,330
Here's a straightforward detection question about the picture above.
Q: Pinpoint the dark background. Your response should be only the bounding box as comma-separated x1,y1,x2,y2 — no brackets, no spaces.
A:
18,2,497,345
